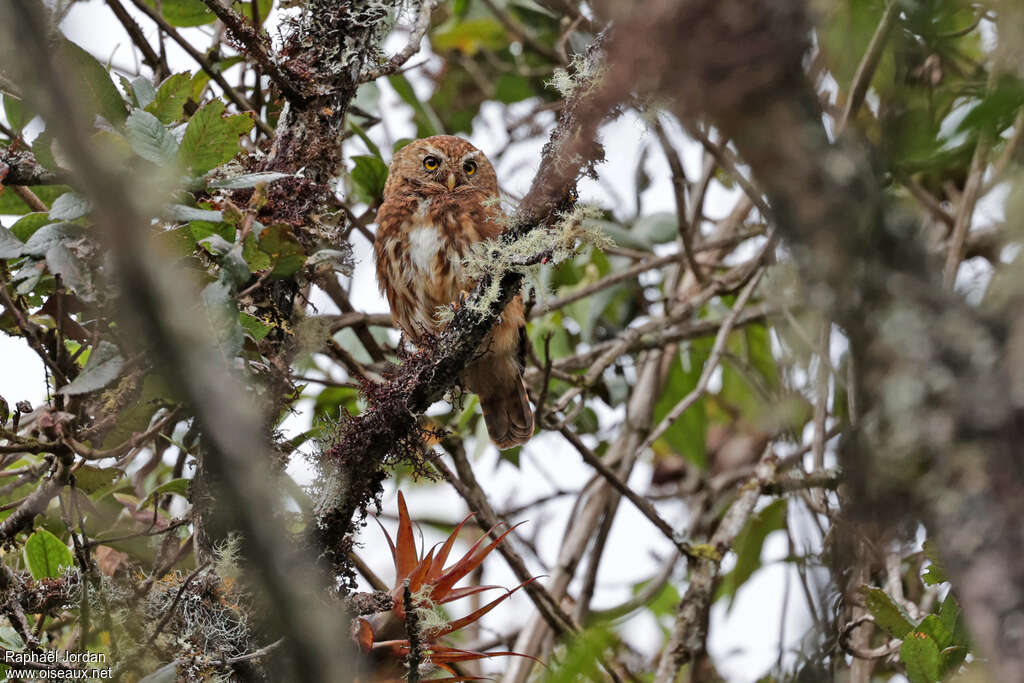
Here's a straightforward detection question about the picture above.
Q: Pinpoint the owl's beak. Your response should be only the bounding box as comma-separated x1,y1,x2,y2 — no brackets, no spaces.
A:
446,172,457,191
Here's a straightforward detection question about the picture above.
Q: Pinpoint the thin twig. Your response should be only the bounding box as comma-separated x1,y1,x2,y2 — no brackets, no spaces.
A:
146,561,210,646
636,269,765,454
943,131,993,286
196,0,304,103
653,456,778,680
403,581,422,683
360,0,439,83
653,116,705,283
479,0,561,63
126,0,273,136
105,0,167,76
559,426,693,559
839,0,900,131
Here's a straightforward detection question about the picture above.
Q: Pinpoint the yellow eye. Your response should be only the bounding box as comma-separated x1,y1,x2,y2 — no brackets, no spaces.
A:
423,156,440,171
463,160,478,176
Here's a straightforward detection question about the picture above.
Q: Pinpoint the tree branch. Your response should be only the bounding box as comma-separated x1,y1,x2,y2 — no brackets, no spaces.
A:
653,457,778,681
196,0,305,104
125,0,273,136
359,0,439,83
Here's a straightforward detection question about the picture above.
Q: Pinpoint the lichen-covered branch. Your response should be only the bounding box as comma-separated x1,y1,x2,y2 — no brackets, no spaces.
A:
196,0,305,104
315,33,621,586
0,148,71,185
653,457,778,681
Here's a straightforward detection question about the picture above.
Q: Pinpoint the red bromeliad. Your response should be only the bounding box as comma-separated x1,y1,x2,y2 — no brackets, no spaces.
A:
354,492,539,681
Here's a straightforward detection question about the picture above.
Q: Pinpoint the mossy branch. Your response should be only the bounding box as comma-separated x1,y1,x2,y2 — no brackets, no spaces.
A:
315,31,623,583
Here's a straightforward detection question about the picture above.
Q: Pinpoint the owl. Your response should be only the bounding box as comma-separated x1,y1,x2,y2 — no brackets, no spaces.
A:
375,136,534,449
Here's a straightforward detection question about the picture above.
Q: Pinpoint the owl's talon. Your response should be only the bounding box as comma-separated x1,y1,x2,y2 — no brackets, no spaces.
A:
453,290,469,310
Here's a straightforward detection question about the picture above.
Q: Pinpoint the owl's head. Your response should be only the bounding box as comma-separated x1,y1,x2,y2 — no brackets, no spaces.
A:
382,135,498,199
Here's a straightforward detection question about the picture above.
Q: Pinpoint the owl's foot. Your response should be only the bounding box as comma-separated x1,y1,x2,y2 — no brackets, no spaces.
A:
451,290,470,311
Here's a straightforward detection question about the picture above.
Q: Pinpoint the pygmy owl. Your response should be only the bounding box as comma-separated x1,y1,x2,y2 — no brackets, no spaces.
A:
375,135,534,448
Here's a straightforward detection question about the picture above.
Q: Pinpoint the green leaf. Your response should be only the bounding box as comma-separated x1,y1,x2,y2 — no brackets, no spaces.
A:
146,73,193,124
239,312,271,341
126,109,179,165
631,579,680,620
138,663,179,683
10,213,51,242
257,224,306,277
100,374,174,449
45,243,93,300
432,17,507,55
495,74,533,103
59,340,124,396
350,155,389,205
146,0,216,26
499,444,521,467
57,39,128,126
313,386,361,425
922,540,949,585
542,625,615,683
0,626,25,653
24,529,74,580
860,586,914,639
916,614,952,650
2,95,31,132
49,192,91,221
31,131,58,171
178,99,254,176
173,205,225,223
221,243,251,287
306,248,353,275
202,277,245,356
73,466,122,494
130,76,158,109
956,78,1024,135
347,119,382,159
719,323,780,427
718,499,787,606
585,219,650,251
388,73,444,138
0,226,24,259
140,478,190,508
232,0,274,24
650,342,710,467
22,222,87,258
632,212,677,244
12,262,43,295
209,172,291,189
901,631,942,683
0,185,70,216
937,593,970,675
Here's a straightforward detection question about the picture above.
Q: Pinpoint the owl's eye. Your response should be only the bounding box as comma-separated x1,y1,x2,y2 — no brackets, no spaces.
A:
463,160,478,176
423,156,440,171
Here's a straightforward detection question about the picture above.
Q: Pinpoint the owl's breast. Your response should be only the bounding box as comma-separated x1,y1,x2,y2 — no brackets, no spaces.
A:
377,196,484,340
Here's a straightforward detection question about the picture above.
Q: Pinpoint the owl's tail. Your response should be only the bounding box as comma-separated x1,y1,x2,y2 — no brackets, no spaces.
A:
474,357,534,449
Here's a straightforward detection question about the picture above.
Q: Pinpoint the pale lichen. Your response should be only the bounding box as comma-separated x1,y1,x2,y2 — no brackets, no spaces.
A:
548,50,605,99
454,203,613,317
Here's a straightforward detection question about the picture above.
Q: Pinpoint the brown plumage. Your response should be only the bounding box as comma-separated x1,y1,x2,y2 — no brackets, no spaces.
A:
375,135,533,448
